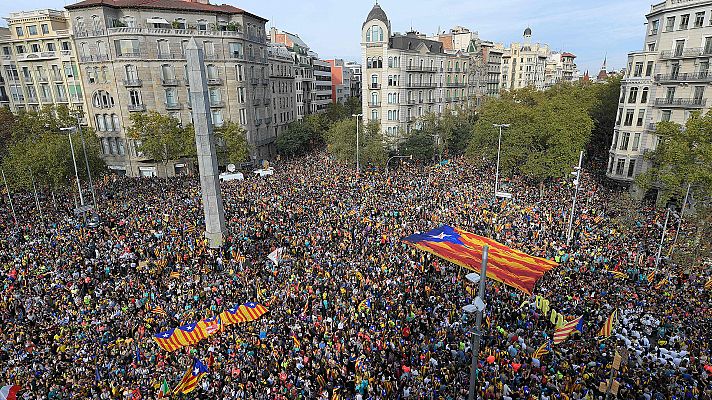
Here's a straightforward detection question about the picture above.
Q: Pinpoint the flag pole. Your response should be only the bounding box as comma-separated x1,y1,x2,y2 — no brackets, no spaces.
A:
468,245,488,400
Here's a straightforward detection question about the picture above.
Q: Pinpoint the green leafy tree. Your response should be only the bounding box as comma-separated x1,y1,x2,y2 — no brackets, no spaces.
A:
588,76,621,159
127,111,192,171
637,111,712,206
0,107,17,160
276,121,312,157
344,96,362,117
214,121,250,165
467,83,594,184
361,121,387,166
325,119,386,166
400,128,435,161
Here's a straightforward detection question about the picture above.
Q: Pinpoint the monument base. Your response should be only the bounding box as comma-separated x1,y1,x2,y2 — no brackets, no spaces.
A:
205,230,225,249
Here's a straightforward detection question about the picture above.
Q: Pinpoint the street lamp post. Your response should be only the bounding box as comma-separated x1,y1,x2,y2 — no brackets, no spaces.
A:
671,182,691,253
60,127,85,207
464,245,489,400
352,114,363,174
566,150,584,246
75,114,97,208
385,155,413,175
655,208,672,269
492,124,509,201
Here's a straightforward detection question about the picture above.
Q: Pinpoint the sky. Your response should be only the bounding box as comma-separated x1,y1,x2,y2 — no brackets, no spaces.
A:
0,0,655,73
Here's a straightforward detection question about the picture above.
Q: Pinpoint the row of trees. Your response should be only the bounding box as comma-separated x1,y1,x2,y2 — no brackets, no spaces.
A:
0,107,250,192
0,106,104,192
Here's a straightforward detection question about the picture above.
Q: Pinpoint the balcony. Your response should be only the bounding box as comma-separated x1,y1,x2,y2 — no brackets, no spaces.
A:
123,79,143,87
203,53,220,60
165,102,182,110
116,52,144,59
207,78,223,85
250,78,259,85
162,79,180,86
654,98,706,107
659,47,703,60
37,76,49,83
654,72,712,83
209,100,224,107
56,96,68,103
16,51,58,61
369,102,381,107
80,54,110,63
156,52,183,60
40,97,52,103
252,98,261,105
27,97,39,104
406,82,437,88
1,54,11,61
445,82,466,88
405,65,438,73
229,52,244,60
369,83,381,90
255,118,263,126
406,99,416,105
128,104,146,112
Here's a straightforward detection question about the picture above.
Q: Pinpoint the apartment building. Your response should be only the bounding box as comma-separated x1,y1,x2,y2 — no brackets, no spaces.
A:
312,58,332,112
607,0,712,188
544,52,578,88
270,28,312,120
326,58,354,104
345,61,362,99
361,4,473,143
0,10,88,118
267,43,295,139
501,28,551,91
64,0,271,177
0,28,9,107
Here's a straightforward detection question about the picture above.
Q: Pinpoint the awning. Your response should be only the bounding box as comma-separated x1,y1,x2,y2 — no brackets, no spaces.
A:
147,17,169,25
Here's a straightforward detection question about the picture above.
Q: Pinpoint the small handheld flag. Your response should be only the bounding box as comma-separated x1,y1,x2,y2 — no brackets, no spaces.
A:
358,299,371,312
598,309,617,338
173,358,209,395
553,316,584,344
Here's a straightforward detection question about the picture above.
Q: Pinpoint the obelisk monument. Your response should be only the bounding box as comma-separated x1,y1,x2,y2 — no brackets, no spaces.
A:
186,37,226,248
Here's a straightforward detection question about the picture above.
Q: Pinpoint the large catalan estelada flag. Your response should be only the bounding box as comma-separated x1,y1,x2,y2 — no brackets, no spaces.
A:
553,316,584,344
218,302,269,326
402,225,558,294
173,358,209,395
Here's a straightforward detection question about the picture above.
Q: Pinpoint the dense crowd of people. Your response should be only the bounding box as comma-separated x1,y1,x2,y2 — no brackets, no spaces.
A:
1,154,710,399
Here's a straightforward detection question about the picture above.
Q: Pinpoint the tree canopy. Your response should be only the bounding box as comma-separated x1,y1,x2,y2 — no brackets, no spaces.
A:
127,111,193,165
325,119,386,166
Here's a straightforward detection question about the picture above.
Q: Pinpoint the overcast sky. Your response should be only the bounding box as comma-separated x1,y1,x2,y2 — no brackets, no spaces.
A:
1,0,654,73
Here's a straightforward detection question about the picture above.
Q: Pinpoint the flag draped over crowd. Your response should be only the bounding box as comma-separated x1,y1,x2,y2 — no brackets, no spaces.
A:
153,303,268,352
402,225,558,294
553,316,584,344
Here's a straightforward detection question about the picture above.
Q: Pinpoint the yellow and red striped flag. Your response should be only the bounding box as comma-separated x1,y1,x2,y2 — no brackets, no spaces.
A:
533,341,551,359
608,270,628,279
553,316,583,345
647,271,655,284
169,271,180,279
173,358,208,395
655,277,669,290
152,305,168,317
403,226,558,295
292,334,300,349
598,309,617,338
218,302,269,326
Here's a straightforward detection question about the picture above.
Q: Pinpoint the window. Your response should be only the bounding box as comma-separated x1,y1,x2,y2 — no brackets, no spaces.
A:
15,27,23,37
229,42,243,58
693,86,704,102
197,19,208,31
236,64,243,81
647,43,656,51
122,16,135,28
174,18,186,29
371,109,378,121
641,87,649,103
92,90,114,108
211,110,223,126
695,12,705,28
16,45,25,54
165,88,178,106
157,40,170,57
705,37,712,54
665,87,675,101
208,87,221,103
615,159,625,175
28,25,38,35
47,43,55,52
636,109,645,126
129,89,142,106
62,41,71,51
645,61,653,77
125,64,138,81
665,16,675,32
624,110,634,126
674,40,685,57
623,159,635,178
661,110,671,122
680,14,689,30
632,133,641,151
633,62,643,77
161,64,174,81
628,87,638,103
239,108,247,125
115,39,139,56
371,74,378,88
650,19,659,35
95,114,106,131
371,92,378,105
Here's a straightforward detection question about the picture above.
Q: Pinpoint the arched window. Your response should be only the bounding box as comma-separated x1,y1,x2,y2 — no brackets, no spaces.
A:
371,74,378,89
369,25,383,42
366,28,371,42
371,109,378,121
377,57,383,68
367,58,372,69
92,90,114,108
95,114,105,131
91,15,101,31
104,114,113,131
641,87,649,103
371,92,378,105
112,114,120,131
388,57,393,68
97,41,107,56
75,17,85,31
125,64,138,80
122,16,135,27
